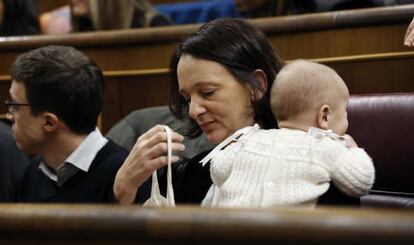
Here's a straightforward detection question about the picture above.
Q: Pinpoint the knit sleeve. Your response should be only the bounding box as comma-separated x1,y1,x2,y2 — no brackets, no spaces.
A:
316,140,375,197
330,147,375,197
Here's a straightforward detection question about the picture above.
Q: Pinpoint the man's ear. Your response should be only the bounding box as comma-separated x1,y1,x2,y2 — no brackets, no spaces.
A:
43,112,60,132
251,69,268,101
317,104,330,130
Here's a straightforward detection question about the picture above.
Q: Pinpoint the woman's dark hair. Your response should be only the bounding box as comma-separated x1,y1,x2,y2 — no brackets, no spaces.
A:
0,0,40,36
169,18,285,138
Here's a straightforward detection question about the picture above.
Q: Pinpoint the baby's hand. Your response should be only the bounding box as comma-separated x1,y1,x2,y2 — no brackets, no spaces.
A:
343,134,358,148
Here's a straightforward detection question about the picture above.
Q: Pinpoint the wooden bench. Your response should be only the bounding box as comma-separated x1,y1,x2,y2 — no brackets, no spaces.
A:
0,204,413,244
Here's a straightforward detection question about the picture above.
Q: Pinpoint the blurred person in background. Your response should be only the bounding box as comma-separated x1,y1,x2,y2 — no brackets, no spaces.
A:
235,0,283,17
234,0,317,18
71,0,172,32
234,0,397,18
0,0,40,36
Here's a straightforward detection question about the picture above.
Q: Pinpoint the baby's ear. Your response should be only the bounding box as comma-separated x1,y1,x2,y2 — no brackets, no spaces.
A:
317,104,330,130
251,69,268,101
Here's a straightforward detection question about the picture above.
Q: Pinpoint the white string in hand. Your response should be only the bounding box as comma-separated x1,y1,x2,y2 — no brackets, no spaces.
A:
143,125,175,207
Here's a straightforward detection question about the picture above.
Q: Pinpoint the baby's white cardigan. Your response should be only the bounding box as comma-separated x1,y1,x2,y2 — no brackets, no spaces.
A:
204,127,375,208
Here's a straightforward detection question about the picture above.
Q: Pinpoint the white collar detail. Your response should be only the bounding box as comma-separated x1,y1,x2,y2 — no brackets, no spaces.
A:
199,124,260,166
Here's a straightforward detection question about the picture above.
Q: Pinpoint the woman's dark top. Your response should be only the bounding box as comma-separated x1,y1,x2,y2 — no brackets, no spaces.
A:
174,150,213,204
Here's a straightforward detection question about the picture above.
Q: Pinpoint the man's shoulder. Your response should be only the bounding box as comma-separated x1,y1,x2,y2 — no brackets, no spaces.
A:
20,156,46,184
27,156,42,168
93,140,129,167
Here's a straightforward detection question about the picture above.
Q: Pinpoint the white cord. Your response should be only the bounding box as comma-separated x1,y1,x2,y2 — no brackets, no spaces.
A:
143,125,175,207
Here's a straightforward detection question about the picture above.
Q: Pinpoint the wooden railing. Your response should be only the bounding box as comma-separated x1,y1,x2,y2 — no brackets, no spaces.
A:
1,5,414,132
0,204,413,244
0,5,413,73
1,51,413,132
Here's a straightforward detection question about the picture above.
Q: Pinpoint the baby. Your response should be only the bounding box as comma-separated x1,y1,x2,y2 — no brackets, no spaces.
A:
202,59,375,208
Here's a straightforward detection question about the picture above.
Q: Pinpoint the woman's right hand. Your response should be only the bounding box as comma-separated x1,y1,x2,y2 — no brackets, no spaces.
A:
113,125,185,204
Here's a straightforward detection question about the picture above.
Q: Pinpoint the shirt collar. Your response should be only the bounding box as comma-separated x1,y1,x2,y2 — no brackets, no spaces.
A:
65,128,108,172
38,128,108,183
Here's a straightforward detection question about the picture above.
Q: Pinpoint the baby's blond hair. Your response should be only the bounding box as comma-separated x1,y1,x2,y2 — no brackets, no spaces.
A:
271,59,348,122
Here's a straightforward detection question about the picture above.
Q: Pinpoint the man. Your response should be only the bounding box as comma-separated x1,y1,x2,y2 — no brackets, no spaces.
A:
0,120,28,202
5,45,128,202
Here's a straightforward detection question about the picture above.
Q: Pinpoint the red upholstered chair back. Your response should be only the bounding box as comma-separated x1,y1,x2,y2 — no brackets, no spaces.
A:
347,93,414,195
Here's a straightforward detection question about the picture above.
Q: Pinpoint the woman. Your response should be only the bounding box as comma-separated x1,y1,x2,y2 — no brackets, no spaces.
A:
71,0,172,32
114,18,284,204
0,0,40,36
114,18,359,206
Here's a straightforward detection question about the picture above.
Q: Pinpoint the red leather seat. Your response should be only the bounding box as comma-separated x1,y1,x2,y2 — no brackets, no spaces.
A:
347,93,414,207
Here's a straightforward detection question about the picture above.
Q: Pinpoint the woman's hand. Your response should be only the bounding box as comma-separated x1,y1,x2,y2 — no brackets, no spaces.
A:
343,134,358,148
113,125,185,204
404,17,414,47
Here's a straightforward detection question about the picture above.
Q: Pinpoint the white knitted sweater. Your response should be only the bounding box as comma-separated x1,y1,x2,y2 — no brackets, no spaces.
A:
204,127,375,208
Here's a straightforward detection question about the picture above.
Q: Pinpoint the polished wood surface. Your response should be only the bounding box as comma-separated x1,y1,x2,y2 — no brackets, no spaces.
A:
1,100,413,243
0,204,413,244
316,51,414,94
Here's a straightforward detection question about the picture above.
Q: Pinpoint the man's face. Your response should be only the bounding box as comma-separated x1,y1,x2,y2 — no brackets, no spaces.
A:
7,81,46,155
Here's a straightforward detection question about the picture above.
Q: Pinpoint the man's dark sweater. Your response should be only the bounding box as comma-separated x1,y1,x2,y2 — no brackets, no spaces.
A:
0,121,29,202
17,140,128,203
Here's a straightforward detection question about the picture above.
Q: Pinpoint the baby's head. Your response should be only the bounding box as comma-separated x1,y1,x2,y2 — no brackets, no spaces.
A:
270,59,349,135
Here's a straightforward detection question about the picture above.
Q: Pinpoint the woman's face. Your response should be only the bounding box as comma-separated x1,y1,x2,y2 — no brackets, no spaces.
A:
177,54,255,144
71,0,89,16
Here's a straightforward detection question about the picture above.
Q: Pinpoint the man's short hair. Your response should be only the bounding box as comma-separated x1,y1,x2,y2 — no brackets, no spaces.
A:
11,45,104,134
